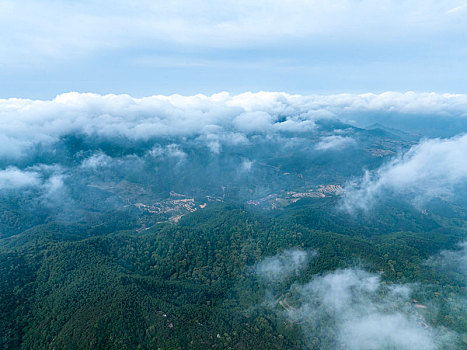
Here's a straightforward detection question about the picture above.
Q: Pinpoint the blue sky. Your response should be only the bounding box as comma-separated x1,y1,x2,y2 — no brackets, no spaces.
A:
2,0,467,98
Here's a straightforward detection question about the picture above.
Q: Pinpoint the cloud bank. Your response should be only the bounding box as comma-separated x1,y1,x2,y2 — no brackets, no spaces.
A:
1,91,467,159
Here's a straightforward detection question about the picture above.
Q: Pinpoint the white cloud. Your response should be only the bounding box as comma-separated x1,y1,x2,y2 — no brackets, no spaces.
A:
315,135,356,151
80,153,112,170
275,268,453,349
0,167,41,189
42,174,66,198
1,91,467,159
342,134,467,212
240,159,253,172
233,111,273,133
427,241,467,279
255,248,315,282
148,144,187,160
340,313,437,350
0,163,73,211
1,1,466,66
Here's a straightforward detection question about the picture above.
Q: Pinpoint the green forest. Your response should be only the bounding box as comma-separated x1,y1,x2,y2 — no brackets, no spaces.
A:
1,198,465,349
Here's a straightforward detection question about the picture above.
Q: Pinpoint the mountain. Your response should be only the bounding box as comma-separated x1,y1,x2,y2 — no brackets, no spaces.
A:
0,103,466,349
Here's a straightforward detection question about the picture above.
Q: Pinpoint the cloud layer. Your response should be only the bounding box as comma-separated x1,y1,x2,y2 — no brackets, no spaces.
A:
2,0,467,67
1,91,467,159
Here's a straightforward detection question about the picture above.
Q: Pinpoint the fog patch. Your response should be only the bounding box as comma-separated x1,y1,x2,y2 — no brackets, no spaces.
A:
255,248,315,283
426,241,467,281
40,174,67,203
259,267,455,349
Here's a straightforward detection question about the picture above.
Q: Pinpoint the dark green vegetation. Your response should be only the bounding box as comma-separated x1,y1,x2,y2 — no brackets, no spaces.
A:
1,199,466,349
0,119,466,349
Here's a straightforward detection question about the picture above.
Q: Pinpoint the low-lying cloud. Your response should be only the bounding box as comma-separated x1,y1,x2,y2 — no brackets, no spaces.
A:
0,167,41,189
341,134,467,212
0,164,70,206
1,91,467,159
80,152,113,170
287,269,443,350
315,135,356,151
257,261,456,349
427,241,467,281
255,248,314,282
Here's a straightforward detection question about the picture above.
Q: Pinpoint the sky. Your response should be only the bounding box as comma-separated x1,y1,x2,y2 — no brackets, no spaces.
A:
2,0,467,99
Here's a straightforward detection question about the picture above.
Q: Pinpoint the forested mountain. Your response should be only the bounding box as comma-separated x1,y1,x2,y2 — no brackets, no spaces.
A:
0,92,466,349
1,202,465,349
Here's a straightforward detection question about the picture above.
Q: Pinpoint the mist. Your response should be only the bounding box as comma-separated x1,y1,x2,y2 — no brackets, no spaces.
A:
341,134,467,213
256,251,461,349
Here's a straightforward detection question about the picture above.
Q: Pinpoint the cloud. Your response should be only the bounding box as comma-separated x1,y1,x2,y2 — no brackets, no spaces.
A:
263,267,454,349
240,159,253,172
255,248,314,282
233,111,273,133
341,134,467,212
315,135,356,151
427,241,467,280
2,1,466,67
40,174,67,203
148,144,187,160
0,164,72,206
340,313,437,350
80,152,113,170
1,91,467,159
0,167,41,189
